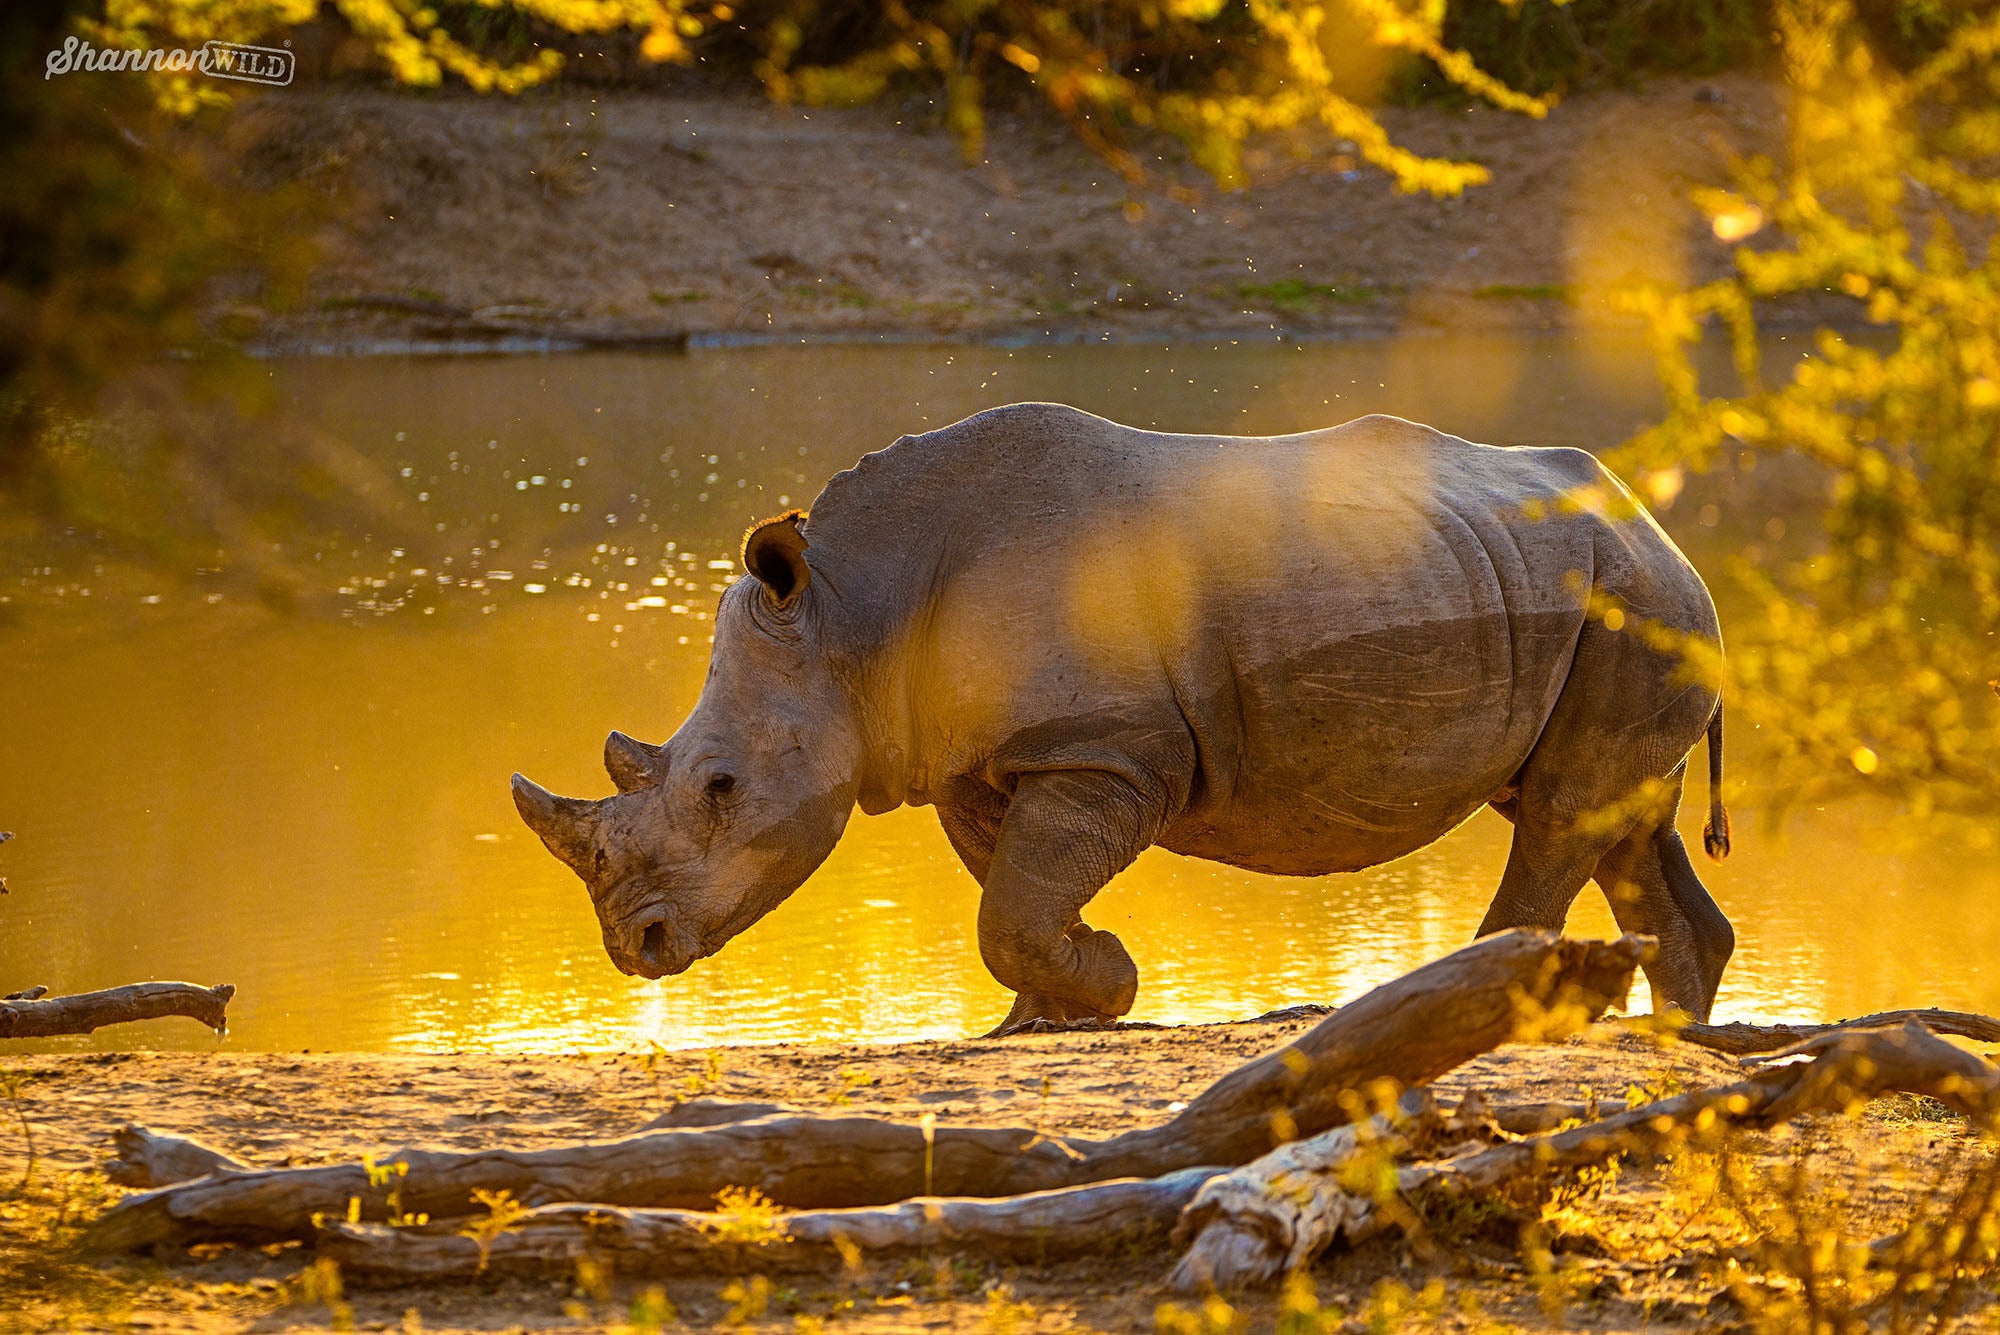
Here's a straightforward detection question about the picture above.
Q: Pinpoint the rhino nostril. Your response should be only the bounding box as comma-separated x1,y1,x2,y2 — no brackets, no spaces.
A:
639,920,667,968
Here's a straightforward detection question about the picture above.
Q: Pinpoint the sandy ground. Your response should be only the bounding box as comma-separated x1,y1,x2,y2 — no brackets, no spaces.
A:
232,72,1789,352
1,1016,1992,1334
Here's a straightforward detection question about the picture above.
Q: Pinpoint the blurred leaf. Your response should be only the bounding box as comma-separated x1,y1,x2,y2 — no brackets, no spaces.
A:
1612,0,2000,823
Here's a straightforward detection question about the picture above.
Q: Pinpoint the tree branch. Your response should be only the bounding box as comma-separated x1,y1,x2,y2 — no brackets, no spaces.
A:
0,982,234,1039
1676,1008,2000,1056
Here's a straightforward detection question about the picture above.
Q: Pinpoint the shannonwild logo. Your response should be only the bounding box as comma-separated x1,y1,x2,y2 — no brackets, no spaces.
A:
44,35,295,86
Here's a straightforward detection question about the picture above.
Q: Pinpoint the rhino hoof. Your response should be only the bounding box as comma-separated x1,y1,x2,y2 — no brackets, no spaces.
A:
982,990,1121,1038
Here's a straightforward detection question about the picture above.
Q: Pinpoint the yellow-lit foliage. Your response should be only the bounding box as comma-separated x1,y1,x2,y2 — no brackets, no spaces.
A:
1686,1118,2000,1335
705,1183,789,1244
1612,0,2000,826
756,0,1544,193
80,0,1538,196
81,0,707,112
459,1187,527,1271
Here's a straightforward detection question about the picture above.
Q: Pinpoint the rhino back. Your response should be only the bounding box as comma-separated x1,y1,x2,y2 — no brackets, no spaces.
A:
804,405,1703,875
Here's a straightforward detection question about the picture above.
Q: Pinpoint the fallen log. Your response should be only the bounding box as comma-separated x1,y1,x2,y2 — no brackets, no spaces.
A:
126,1097,1580,1280
319,1096,1516,1281
319,1166,1229,1281
629,1094,1601,1138
0,982,234,1039
1118,931,1644,1169
1168,1020,2000,1291
86,930,1647,1253
1165,1091,1479,1295
318,1096,1475,1282
1677,1009,2000,1056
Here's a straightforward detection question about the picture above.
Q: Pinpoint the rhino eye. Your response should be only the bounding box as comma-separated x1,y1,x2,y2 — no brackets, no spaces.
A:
706,773,737,798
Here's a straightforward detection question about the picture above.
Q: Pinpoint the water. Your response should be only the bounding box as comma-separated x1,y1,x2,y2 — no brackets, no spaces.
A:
2,333,1994,1052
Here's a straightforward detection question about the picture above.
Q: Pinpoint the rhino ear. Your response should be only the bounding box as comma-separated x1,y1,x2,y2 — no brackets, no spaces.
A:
604,730,662,793
743,510,810,608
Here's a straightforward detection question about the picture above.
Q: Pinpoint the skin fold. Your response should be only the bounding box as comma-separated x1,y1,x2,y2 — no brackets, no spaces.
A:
514,405,1734,1031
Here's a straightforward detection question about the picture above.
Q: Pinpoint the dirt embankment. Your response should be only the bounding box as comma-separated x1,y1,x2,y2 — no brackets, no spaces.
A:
1,1019,1988,1335
234,73,1787,353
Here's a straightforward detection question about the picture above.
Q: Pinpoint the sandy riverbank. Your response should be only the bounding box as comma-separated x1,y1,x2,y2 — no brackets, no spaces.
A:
1,1014,1987,1334
232,73,1787,354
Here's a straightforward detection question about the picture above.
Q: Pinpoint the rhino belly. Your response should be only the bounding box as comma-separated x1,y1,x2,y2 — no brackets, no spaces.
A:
1157,806,1482,875
1157,606,1580,876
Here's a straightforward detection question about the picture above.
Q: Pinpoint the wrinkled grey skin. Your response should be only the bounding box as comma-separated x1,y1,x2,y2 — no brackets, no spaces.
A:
514,405,1735,1029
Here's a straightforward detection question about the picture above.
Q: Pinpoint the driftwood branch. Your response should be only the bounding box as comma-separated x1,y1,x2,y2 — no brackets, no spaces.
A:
106,1127,250,1189
113,1096,1600,1284
1486,1097,1627,1135
87,930,1648,1253
319,1167,1226,1281
0,982,234,1039
73,1100,1578,1284
1162,1090,1473,1294
1677,1009,2000,1056
310,1104,1594,1281
630,1094,1596,1138
1169,1020,2000,1291
1142,931,1644,1168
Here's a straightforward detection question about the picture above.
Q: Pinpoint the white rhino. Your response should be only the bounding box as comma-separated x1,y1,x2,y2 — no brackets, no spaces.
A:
514,405,1734,1029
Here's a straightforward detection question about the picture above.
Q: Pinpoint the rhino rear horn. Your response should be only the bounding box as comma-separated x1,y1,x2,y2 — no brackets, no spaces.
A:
511,774,602,872
604,730,662,793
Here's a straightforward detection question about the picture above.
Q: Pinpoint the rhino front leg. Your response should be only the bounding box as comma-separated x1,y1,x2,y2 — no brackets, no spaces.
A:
975,769,1154,1029
940,793,1099,1033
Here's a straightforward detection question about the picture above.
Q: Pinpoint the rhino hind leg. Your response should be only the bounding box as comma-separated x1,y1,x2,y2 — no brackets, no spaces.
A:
1482,762,1732,1021
1479,571,1732,1017
1475,821,1606,940
1593,822,1733,1020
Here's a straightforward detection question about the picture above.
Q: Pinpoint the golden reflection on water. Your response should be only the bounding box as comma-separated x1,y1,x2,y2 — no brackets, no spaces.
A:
2,336,1996,1051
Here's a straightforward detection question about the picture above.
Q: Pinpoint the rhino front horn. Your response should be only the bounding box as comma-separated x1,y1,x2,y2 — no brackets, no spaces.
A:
603,730,662,793
510,774,601,872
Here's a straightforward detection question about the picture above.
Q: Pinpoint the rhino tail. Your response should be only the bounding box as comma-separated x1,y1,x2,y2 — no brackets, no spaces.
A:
1702,701,1731,862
